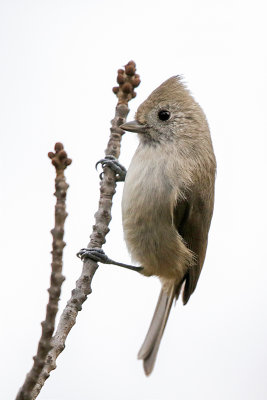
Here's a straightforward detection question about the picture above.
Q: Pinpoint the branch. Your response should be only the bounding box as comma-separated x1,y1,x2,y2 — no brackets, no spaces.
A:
16,143,72,400
31,61,140,399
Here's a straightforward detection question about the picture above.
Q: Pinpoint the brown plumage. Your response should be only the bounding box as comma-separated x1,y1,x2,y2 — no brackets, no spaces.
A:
120,76,216,375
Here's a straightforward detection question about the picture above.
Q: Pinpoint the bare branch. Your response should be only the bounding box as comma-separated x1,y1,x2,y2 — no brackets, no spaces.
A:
31,61,140,399
16,144,72,400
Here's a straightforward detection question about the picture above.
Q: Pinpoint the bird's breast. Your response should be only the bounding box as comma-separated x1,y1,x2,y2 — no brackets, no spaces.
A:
122,144,173,228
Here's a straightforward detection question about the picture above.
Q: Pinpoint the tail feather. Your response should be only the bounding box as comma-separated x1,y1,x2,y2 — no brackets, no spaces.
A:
138,286,177,376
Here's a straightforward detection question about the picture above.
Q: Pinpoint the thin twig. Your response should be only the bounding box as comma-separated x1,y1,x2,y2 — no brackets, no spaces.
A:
16,143,72,400
31,61,140,399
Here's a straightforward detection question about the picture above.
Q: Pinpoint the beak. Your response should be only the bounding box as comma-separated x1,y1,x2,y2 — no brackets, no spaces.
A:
120,120,147,134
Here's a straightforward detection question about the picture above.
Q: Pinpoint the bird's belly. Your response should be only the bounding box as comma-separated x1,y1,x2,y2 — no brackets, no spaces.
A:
121,149,191,280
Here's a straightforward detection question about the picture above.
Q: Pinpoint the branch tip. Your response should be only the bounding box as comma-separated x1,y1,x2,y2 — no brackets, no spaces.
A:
48,143,72,172
113,60,140,104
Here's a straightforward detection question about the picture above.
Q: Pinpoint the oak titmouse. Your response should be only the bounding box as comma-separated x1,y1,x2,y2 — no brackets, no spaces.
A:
120,76,216,375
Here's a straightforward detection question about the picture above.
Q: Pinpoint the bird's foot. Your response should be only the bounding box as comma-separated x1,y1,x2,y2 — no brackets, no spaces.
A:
77,247,111,263
77,247,143,273
95,155,126,182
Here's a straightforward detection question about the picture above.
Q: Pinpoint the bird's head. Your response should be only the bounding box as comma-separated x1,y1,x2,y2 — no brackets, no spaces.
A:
120,76,207,145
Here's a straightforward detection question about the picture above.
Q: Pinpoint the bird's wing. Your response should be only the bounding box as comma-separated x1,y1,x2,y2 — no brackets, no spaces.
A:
173,192,213,304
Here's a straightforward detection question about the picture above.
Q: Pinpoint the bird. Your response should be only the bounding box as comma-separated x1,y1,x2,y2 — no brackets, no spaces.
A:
119,76,216,375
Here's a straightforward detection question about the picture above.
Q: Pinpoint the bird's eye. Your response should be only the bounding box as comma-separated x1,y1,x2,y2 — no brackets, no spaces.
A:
158,110,170,121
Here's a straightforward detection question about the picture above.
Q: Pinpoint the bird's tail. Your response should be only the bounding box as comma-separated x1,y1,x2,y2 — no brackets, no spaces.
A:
138,285,178,376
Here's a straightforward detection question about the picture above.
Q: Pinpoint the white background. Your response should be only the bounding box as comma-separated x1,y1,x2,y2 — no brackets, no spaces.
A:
1,1,267,399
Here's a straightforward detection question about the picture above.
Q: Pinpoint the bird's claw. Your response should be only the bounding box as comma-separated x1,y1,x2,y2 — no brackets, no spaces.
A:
95,155,126,182
77,247,144,273
76,247,111,263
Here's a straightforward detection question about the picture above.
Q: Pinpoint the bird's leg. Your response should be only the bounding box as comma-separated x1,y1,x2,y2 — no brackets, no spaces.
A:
77,248,143,273
95,155,126,182
81,157,131,270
